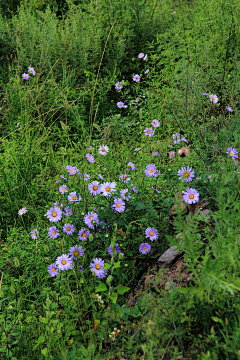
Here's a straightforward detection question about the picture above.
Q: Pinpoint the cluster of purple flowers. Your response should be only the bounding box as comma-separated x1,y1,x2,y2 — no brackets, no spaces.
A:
22,67,36,80
139,227,159,255
172,132,188,145
145,164,160,177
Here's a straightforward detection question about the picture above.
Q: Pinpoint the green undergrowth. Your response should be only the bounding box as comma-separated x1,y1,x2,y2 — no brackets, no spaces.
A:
1,0,240,359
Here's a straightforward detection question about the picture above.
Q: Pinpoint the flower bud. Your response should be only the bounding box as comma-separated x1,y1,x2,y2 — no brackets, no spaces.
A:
124,264,128,267
89,234,93,242
119,252,124,260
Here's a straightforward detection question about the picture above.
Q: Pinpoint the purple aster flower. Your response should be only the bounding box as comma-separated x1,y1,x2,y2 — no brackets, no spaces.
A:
144,127,154,137
139,243,151,254
22,73,30,80
59,185,68,194
183,188,199,204
66,165,77,175
226,106,233,112
151,119,160,128
115,82,123,90
169,151,175,159
69,245,84,260
120,189,131,201
98,145,109,155
83,173,90,181
180,137,188,143
209,94,218,103
152,152,158,156
112,198,126,213
131,184,138,193
28,67,36,76
84,211,99,229
78,228,90,241
172,132,181,144
68,191,81,203
145,164,157,177
144,69,150,74
46,206,62,223
100,182,117,196
56,254,73,271
143,54,148,60
86,153,95,163
18,207,27,215
56,180,62,184
48,263,58,277
123,101,129,108
88,181,101,196
30,229,39,240
117,101,124,108
136,97,140,103
142,93,146,98
48,226,59,239
63,223,75,235
134,148,141,151
90,258,105,278
226,147,238,158
177,166,195,182
98,269,108,279
87,146,93,150
98,173,104,180
201,93,209,96
119,174,130,183
107,243,121,255
128,162,136,170
79,266,83,272
133,74,141,82
145,227,159,241
60,175,68,181
138,53,144,59
64,206,72,216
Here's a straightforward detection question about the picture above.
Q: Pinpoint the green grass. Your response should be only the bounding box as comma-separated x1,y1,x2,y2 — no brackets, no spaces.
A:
1,0,240,359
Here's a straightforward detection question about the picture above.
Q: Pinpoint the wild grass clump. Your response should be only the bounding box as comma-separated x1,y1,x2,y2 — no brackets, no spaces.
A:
1,0,240,359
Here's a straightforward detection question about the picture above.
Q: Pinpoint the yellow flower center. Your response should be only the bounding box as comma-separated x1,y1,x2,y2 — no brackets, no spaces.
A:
69,169,72,173
113,248,117,252
150,169,153,173
62,188,66,192
150,232,154,236
72,196,77,200
33,232,36,236
93,186,98,191
131,165,133,168
189,194,194,199
102,148,105,152
52,212,57,217
170,153,173,156
82,232,86,237
52,268,56,272
73,250,79,257
184,171,190,178
95,264,101,270
67,227,71,231
212,97,215,100
117,203,121,208
67,210,70,214
52,231,56,235
147,131,150,134
89,216,93,220
123,176,126,180
230,152,233,156
61,260,66,265
143,247,147,251
106,187,110,192
88,157,91,160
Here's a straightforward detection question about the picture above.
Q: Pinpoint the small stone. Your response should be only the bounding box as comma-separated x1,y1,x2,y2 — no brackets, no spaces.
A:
158,246,182,264
165,281,177,290
200,209,211,217
187,277,192,281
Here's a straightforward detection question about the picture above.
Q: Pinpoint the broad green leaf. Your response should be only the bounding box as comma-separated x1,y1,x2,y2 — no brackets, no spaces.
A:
113,261,120,269
96,282,107,292
109,292,118,304
103,263,111,270
116,285,130,295
41,348,48,356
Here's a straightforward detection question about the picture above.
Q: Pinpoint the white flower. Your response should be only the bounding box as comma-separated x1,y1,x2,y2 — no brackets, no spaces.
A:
98,145,109,156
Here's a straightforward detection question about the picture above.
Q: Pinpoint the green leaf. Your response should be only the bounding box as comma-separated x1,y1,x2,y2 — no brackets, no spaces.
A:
36,335,45,344
96,282,107,292
41,348,48,356
116,285,130,295
40,317,48,324
113,261,120,269
103,263,111,270
211,316,224,326
14,257,20,267
134,202,146,210
109,292,118,304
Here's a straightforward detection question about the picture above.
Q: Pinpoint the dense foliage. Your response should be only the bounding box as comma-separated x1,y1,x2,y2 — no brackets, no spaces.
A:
1,0,240,359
